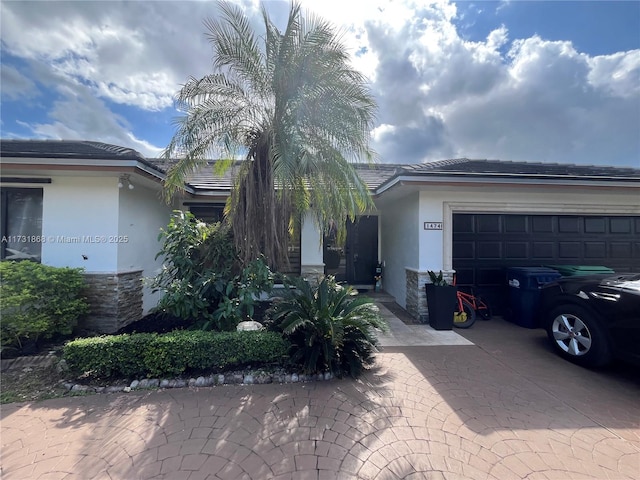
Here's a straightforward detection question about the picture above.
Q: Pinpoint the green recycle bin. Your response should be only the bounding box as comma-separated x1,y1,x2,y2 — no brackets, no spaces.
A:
545,265,615,277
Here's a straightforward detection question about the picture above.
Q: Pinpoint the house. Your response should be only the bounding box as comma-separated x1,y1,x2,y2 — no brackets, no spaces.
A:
2,139,639,330
1,141,175,332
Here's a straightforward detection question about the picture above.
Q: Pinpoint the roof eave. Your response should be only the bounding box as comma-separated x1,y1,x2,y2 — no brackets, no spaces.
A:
375,172,640,195
1,156,166,181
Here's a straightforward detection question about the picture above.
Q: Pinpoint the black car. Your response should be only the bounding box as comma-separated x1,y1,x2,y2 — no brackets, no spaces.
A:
539,273,640,367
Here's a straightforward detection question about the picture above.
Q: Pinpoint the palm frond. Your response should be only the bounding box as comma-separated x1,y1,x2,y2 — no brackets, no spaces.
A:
163,1,378,269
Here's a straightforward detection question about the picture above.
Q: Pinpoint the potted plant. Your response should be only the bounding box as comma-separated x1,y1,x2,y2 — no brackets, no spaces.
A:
425,270,458,330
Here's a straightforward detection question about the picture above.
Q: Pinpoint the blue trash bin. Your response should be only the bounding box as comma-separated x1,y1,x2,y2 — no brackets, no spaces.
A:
507,267,562,328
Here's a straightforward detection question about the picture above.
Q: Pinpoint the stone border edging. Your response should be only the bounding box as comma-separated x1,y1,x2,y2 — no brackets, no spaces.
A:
61,369,335,394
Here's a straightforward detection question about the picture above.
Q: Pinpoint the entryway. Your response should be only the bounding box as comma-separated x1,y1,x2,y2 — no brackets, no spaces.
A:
324,215,378,286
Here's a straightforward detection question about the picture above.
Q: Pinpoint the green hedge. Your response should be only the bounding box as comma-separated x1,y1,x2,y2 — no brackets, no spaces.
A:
0,261,88,353
63,330,289,379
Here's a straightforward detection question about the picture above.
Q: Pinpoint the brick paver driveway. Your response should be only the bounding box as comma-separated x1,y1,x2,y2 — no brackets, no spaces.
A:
2,318,638,479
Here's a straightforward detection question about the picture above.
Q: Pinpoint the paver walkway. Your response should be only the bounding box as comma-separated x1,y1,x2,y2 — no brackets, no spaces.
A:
2,311,638,479
376,303,472,347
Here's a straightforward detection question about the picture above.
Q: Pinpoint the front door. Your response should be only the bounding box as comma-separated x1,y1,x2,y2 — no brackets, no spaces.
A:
345,216,378,285
324,216,378,286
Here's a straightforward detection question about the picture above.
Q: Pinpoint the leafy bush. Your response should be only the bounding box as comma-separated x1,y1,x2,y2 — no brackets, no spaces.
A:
152,210,236,322
267,276,388,378
63,330,289,379
207,256,275,331
0,261,89,354
152,211,275,330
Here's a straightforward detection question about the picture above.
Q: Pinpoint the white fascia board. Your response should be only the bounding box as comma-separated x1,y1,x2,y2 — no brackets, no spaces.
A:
375,174,640,195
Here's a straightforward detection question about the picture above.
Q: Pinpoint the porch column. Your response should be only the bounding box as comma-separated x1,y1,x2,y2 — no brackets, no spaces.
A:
406,268,455,323
300,210,325,282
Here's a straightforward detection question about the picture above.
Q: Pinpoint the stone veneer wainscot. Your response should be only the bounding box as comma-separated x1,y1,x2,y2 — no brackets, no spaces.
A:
82,270,143,333
405,268,455,323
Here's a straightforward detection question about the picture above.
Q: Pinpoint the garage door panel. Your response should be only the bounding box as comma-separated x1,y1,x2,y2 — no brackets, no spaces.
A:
558,242,581,258
453,213,640,314
453,215,474,232
558,216,580,233
455,267,475,285
478,242,502,259
532,242,555,258
477,215,501,232
505,242,528,259
505,215,527,233
453,241,474,259
610,242,632,258
584,242,606,258
532,216,554,233
584,217,606,233
477,268,506,286
610,217,632,233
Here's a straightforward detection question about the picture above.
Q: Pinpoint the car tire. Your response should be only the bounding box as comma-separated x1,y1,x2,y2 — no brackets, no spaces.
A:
545,304,612,368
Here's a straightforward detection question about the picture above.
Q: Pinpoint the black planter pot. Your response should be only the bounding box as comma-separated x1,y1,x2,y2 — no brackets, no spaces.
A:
425,284,458,330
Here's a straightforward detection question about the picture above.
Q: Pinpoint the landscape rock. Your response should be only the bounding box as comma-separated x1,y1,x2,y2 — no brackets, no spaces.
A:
236,320,264,331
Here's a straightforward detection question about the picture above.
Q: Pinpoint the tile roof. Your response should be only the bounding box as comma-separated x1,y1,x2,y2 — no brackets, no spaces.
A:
399,158,640,179
1,139,166,173
146,159,401,191
2,141,638,193
157,158,639,193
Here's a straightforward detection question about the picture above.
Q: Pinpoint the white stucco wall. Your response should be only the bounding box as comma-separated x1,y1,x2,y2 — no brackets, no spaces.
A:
300,210,324,266
378,192,420,308
35,174,174,314
118,182,174,313
41,176,119,272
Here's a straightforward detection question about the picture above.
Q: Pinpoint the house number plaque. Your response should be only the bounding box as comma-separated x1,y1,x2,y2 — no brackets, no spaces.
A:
424,222,443,230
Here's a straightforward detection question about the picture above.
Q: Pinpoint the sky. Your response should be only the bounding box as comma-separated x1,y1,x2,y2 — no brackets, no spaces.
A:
1,0,639,168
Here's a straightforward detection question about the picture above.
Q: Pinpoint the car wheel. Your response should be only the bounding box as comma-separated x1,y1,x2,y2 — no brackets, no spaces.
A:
546,305,612,367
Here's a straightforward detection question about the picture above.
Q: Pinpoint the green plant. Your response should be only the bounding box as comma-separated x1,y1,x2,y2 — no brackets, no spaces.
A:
0,261,89,354
152,210,235,323
427,270,449,286
152,212,275,330
267,276,388,378
63,330,289,379
208,256,275,330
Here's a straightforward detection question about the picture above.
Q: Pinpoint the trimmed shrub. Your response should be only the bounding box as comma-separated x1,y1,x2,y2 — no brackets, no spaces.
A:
63,330,289,379
0,261,89,355
267,276,389,378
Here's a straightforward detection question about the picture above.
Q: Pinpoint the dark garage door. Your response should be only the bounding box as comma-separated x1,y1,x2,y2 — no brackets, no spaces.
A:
453,214,640,313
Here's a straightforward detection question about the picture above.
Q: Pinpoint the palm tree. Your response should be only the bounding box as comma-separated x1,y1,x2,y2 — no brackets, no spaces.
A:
163,1,377,270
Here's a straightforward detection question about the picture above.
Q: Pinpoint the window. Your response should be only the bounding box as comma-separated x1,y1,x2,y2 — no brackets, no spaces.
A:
1,188,44,261
188,204,225,223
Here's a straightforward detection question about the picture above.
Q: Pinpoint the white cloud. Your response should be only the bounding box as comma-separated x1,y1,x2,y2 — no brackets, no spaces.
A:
0,1,211,111
0,64,39,100
20,81,163,158
360,3,639,166
1,0,638,167
588,50,640,98
439,36,640,165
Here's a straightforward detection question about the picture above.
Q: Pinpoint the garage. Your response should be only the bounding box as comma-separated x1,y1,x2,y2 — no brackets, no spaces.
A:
453,213,640,313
